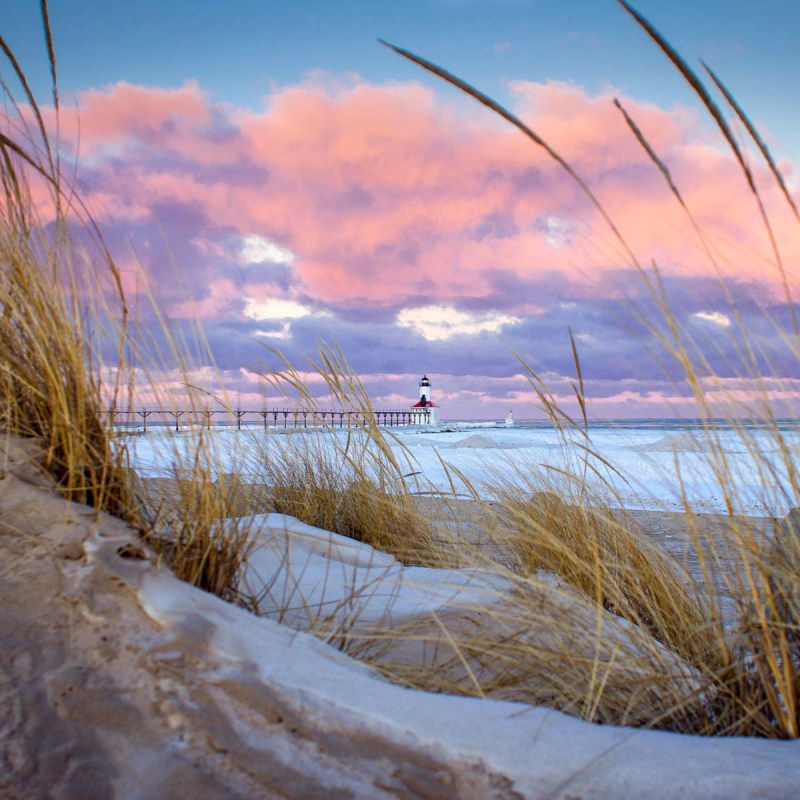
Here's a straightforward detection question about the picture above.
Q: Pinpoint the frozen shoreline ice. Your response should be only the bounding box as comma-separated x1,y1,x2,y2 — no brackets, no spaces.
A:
122,419,800,516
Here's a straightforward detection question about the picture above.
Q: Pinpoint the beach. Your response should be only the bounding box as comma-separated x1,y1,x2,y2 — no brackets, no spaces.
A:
3,432,799,798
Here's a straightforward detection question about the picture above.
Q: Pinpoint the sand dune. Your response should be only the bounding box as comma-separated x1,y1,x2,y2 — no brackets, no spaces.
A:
2,435,799,798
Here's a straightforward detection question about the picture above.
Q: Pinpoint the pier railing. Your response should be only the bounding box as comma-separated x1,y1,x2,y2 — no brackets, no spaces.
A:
107,406,431,433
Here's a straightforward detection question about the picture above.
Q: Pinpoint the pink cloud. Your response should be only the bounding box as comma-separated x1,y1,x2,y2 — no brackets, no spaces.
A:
27,73,799,322
62,80,212,151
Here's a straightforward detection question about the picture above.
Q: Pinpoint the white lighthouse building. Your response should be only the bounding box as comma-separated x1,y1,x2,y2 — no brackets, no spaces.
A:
411,375,440,426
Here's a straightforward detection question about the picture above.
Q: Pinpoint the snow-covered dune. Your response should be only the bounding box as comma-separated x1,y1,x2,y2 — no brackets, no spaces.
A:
4,434,799,797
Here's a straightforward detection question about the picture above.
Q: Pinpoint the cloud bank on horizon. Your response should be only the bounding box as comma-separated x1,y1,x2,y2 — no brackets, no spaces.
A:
9,3,800,419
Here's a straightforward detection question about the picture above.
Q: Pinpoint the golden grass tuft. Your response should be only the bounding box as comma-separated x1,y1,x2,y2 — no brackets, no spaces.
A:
0,62,132,522
492,480,716,666
255,344,463,567
0,11,256,600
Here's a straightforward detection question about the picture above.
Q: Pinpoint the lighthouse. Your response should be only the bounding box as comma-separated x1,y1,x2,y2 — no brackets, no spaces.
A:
411,375,440,426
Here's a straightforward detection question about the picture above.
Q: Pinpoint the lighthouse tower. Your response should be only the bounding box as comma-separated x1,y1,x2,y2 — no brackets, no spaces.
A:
411,375,440,425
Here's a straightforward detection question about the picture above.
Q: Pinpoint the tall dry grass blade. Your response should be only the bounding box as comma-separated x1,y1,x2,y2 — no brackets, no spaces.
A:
513,353,589,441
379,38,641,271
39,0,58,112
615,1,748,189
254,342,458,567
613,96,771,415
616,0,798,342
0,131,57,186
568,328,587,431
613,98,685,214
701,60,799,224
0,33,55,177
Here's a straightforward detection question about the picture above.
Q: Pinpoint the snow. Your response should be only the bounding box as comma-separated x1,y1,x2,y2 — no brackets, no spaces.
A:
233,512,512,631
138,544,800,798
390,423,800,515
123,420,800,515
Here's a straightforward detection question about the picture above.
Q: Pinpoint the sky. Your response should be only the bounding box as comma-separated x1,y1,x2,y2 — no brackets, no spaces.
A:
3,0,800,419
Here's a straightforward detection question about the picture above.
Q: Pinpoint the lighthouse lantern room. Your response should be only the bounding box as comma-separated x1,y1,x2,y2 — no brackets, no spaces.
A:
411,374,440,426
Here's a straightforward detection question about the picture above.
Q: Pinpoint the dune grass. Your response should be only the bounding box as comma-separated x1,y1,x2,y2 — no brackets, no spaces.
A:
0,11,258,601
1,2,798,739
253,344,465,568
0,37,133,522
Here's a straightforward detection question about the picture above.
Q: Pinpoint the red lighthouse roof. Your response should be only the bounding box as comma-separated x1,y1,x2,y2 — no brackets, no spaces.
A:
412,399,438,408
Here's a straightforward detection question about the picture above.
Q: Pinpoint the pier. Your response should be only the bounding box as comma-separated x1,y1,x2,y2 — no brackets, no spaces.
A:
107,406,432,433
